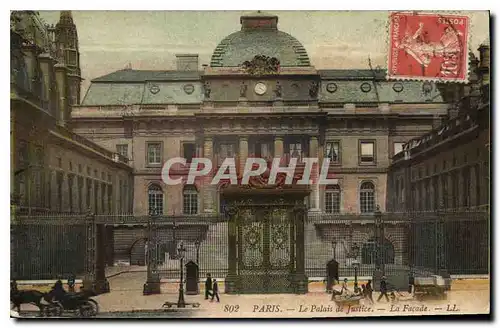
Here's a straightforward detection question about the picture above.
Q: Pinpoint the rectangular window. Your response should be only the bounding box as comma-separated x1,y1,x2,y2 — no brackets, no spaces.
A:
325,187,341,213
360,141,375,164
147,142,162,165
94,182,99,213
116,144,128,158
253,142,273,159
442,175,448,209
68,174,74,213
289,142,303,160
57,172,63,212
183,191,198,215
463,167,470,207
108,186,113,214
86,178,92,210
78,176,83,213
183,143,196,163
325,141,341,163
433,176,439,210
219,143,236,160
394,142,404,156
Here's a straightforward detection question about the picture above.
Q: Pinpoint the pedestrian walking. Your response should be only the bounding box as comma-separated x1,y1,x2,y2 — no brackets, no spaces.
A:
204,273,212,300
365,280,374,304
211,279,220,302
341,278,350,295
377,276,390,302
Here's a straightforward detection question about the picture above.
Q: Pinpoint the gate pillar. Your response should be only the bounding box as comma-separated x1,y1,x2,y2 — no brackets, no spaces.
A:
82,213,109,294
292,206,308,294
225,206,239,293
144,211,161,295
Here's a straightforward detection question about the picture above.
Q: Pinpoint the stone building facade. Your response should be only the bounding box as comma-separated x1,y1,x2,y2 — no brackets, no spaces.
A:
387,42,490,212
72,12,452,219
11,11,133,215
13,11,489,276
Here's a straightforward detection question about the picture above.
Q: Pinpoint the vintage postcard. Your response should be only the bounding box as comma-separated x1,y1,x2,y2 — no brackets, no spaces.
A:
10,10,490,319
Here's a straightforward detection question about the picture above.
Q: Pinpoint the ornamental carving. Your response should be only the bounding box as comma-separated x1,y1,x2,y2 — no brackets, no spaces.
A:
241,55,280,75
309,81,319,98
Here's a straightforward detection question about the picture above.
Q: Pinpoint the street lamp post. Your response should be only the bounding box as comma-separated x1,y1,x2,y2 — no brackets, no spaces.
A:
195,239,201,265
162,241,200,309
352,259,360,289
177,241,186,308
374,205,385,276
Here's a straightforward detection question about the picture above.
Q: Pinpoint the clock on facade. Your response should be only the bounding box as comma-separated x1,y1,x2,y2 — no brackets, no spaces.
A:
254,82,267,95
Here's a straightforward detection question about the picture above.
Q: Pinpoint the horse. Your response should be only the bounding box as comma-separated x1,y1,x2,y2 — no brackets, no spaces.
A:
10,289,47,313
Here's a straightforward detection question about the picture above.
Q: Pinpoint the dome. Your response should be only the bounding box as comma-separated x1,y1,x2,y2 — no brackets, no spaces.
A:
210,11,310,67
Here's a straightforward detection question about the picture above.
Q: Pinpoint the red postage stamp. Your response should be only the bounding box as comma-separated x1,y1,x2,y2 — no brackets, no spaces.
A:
388,12,470,82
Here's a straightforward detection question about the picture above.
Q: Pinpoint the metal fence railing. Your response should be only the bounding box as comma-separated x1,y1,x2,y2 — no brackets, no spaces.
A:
11,209,489,281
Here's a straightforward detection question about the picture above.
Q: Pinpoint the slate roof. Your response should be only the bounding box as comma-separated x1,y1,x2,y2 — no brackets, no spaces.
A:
210,29,311,67
83,68,444,105
91,69,201,83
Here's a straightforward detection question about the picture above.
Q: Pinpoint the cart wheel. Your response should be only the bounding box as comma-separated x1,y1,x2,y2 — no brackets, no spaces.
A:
87,300,99,316
79,305,90,318
54,304,64,317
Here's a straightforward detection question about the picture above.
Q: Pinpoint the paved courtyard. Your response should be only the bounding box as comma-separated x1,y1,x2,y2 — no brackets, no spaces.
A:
14,271,490,318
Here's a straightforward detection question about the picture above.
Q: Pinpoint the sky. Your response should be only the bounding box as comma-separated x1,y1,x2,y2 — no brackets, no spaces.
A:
38,11,490,97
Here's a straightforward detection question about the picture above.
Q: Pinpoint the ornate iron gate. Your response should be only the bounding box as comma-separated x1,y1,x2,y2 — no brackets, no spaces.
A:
223,188,309,294
237,207,294,293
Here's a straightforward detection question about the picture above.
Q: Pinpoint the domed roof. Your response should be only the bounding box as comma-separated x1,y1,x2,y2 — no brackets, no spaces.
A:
210,11,310,67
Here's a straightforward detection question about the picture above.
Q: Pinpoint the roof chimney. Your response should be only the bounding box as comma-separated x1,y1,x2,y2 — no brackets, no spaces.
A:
176,54,199,71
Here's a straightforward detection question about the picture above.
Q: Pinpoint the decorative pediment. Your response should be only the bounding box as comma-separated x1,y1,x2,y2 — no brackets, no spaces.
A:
241,55,280,75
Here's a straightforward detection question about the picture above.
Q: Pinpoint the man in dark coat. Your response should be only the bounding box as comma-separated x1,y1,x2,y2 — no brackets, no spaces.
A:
50,279,67,301
377,276,390,302
211,279,220,302
365,280,374,303
204,273,212,300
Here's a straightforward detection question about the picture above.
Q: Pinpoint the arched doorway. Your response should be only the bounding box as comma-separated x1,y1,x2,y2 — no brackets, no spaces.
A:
361,238,395,264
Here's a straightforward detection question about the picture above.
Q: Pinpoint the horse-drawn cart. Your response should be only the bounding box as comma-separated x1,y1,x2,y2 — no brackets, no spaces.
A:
413,275,451,300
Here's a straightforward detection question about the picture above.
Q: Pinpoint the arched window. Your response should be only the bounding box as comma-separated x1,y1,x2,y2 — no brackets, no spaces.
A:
183,185,198,215
148,184,163,215
325,185,341,213
360,181,375,213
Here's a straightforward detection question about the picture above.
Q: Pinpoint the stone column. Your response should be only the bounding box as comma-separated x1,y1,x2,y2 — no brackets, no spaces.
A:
274,136,284,159
239,136,248,176
50,171,57,212
309,136,320,212
54,64,68,126
61,173,70,212
203,137,215,213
